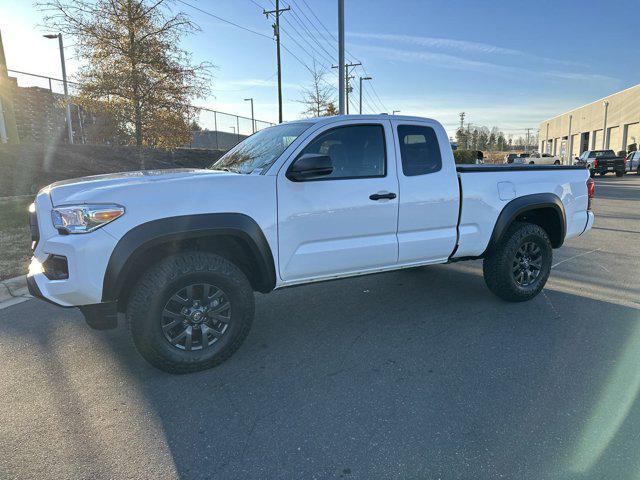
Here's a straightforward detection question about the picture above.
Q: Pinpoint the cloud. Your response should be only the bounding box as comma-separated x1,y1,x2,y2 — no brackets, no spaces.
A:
351,44,617,83
348,32,584,67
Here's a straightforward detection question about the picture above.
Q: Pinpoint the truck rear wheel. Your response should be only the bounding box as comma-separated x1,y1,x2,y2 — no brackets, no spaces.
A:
482,222,552,302
126,251,254,373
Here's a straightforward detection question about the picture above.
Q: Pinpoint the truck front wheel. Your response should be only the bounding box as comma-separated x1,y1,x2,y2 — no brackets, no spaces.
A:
482,222,552,302
126,251,254,373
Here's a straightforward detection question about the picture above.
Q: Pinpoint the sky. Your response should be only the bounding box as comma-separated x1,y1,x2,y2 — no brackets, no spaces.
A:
1,0,639,138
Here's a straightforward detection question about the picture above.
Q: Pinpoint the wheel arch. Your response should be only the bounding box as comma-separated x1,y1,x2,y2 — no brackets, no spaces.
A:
102,213,276,308
483,193,566,255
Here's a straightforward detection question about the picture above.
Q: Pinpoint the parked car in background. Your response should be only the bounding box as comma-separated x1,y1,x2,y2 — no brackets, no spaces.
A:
575,150,626,177
625,151,640,174
505,153,519,163
26,115,595,373
526,153,561,165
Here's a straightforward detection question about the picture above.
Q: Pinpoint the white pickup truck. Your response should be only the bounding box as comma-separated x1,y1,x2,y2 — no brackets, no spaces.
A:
27,115,595,373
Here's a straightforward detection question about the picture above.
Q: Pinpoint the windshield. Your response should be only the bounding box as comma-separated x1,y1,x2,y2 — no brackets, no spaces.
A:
592,150,615,158
211,123,312,174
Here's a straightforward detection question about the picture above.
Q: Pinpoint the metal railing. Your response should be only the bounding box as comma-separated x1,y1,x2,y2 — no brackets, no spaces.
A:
6,69,275,148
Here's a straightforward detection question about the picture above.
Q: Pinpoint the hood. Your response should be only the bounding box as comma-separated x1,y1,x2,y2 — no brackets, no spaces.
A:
45,168,232,205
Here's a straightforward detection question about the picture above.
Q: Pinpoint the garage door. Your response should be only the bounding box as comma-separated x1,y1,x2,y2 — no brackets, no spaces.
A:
627,122,640,149
593,129,603,149
571,134,580,157
607,126,620,151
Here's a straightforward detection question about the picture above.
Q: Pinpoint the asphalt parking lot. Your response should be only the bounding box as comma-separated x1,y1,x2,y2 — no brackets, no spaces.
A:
0,174,638,480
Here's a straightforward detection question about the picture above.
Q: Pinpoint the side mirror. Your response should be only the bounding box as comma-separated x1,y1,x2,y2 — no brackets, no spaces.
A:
286,153,333,181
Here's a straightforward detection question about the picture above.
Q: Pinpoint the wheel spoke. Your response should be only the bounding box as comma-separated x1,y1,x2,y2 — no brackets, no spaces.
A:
162,318,182,332
185,285,195,300
163,310,182,320
208,288,223,302
170,328,187,346
210,301,230,314
201,324,212,348
170,294,188,306
184,326,193,350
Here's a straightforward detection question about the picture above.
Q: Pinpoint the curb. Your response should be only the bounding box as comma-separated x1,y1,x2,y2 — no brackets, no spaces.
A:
0,275,30,304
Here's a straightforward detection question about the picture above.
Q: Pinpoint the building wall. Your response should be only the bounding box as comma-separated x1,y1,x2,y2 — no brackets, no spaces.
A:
539,84,640,161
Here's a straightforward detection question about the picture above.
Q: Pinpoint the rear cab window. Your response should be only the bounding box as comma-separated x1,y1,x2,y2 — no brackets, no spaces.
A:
397,125,442,176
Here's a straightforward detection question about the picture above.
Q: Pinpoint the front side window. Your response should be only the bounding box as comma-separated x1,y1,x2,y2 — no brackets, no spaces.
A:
212,122,311,174
397,125,442,176
297,124,386,179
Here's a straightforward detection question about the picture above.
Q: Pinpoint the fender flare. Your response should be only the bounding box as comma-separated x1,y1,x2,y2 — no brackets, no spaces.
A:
483,193,566,255
102,213,276,302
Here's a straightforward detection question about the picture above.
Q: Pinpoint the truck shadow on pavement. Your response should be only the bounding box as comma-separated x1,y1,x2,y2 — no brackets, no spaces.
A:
2,264,640,480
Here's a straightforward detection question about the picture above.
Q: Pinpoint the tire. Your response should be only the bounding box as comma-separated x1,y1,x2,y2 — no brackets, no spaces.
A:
637,167,640,175
554,160,560,165
599,172,606,176
529,161,535,165
616,171,624,177
482,222,552,302
126,251,255,374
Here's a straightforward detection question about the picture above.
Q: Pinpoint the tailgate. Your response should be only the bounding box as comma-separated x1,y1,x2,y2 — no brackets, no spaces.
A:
598,158,624,167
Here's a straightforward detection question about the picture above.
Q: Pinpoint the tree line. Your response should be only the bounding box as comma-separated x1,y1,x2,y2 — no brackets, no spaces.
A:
456,126,539,152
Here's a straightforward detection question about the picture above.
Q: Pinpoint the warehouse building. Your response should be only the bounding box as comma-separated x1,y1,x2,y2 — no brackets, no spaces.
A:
539,84,640,163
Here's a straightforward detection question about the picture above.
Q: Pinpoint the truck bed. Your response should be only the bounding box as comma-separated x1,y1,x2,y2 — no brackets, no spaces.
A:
456,164,584,172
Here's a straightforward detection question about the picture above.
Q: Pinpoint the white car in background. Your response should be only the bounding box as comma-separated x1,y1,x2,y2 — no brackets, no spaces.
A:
526,153,561,165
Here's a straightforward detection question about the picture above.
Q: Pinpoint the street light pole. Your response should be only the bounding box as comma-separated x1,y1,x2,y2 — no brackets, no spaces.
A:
359,76,371,114
44,33,73,144
338,0,345,115
245,98,255,133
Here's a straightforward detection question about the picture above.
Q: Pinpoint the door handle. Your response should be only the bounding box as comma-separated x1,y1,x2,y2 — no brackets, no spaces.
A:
369,192,397,201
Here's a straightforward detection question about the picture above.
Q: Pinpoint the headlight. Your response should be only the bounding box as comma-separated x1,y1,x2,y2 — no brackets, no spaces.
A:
51,204,125,234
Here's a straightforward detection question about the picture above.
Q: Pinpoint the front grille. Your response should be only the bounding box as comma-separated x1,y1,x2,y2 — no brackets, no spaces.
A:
28,209,40,250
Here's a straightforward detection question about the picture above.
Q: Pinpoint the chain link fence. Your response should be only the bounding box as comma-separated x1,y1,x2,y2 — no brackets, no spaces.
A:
6,69,275,149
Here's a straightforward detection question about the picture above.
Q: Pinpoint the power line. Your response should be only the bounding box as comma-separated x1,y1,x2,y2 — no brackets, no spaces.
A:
287,0,336,61
279,15,334,68
176,0,272,39
258,0,336,74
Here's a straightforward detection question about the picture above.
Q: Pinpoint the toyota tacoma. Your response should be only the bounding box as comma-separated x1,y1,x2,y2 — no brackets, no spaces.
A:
27,115,595,373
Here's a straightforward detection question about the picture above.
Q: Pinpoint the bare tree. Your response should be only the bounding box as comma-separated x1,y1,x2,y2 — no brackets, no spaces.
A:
298,61,335,117
38,0,213,147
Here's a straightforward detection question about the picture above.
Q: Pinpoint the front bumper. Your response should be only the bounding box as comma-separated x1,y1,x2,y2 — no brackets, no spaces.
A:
27,191,119,307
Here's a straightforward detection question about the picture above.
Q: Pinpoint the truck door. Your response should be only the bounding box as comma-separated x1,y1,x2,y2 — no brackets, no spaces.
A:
391,120,460,264
276,119,399,282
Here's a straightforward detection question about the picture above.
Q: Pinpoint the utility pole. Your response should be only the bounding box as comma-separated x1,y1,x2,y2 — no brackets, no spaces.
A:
264,1,290,123
244,98,255,133
459,112,465,131
358,76,371,114
0,29,19,143
338,0,345,115
525,128,532,153
44,33,73,144
332,61,360,114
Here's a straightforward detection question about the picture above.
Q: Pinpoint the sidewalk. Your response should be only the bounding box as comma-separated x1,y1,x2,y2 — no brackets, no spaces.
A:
0,275,30,309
